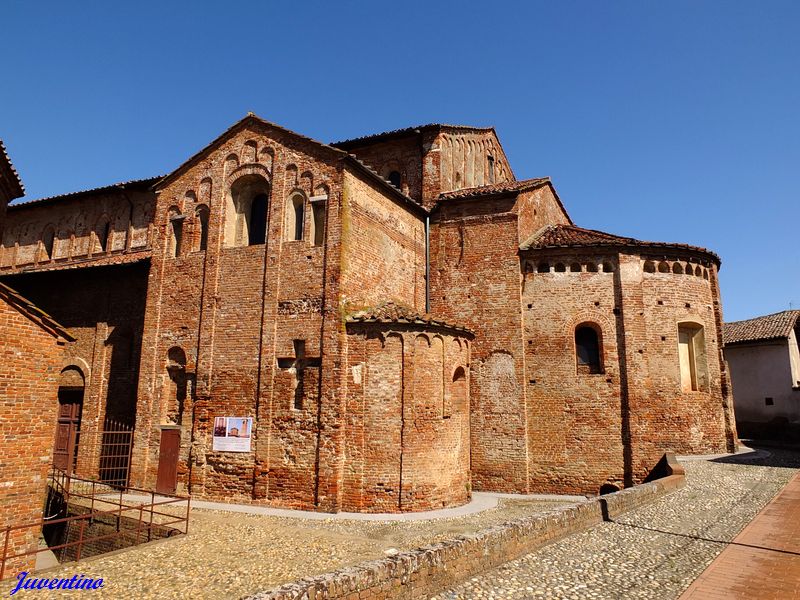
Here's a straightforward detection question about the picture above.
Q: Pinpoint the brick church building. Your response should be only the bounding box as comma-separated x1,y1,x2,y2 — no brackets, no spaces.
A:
0,116,737,512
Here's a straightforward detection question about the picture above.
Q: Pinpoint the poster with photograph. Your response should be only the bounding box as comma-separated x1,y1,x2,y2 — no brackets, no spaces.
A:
212,416,253,452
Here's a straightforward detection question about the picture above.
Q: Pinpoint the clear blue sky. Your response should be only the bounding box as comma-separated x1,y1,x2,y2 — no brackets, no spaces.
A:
3,1,798,322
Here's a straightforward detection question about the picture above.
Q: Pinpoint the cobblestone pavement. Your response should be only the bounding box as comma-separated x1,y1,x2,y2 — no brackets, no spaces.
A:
435,446,800,600
21,496,572,599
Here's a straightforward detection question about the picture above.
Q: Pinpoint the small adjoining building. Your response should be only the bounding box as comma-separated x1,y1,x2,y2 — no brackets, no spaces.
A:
0,143,75,576
724,310,800,438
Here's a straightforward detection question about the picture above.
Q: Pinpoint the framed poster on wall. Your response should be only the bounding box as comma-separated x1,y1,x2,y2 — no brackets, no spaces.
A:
212,416,253,452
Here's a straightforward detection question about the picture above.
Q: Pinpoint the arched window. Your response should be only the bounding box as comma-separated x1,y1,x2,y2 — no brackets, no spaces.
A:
225,175,270,247
249,194,268,245
643,261,656,273
195,204,210,252
287,193,305,241
41,226,55,261
555,263,566,272
387,171,402,189
678,323,707,392
166,347,188,424
537,262,550,273
570,262,582,272
575,324,603,374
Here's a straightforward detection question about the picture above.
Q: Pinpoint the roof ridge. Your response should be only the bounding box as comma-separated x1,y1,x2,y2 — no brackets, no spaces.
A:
9,176,163,208
155,113,347,191
332,123,494,147
520,223,720,263
726,309,800,326
0,139,25,199
723,310,800,345
346,300,473,334
0,281,74,342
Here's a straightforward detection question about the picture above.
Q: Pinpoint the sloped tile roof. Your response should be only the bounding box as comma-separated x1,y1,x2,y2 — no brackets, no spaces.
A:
1,250,151,275
9,176,161,209
438,178,551,200
332,124,493,148
520,224,720,263
0,139,25,200
346,301,473,335
0,281,74,342
723,310,800,345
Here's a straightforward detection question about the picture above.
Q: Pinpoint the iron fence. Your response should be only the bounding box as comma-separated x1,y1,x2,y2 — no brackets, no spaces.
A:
0,468,190,580
68,418,133,488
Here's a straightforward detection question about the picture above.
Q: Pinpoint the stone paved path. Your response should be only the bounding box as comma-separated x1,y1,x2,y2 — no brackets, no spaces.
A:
435,446,800,600
679,470,800,600
17,495,572,599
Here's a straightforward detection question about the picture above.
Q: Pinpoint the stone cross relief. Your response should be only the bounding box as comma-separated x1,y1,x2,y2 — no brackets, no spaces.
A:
277,340,321,410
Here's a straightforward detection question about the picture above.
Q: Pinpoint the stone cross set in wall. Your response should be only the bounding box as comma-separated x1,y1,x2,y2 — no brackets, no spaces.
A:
277,340,320,410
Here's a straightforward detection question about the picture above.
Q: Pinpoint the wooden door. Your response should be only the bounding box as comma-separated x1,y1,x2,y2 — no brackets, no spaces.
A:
156,429,180,495
53,389,83,473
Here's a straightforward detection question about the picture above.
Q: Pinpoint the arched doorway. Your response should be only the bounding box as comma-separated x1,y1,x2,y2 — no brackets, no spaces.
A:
53,367,85,474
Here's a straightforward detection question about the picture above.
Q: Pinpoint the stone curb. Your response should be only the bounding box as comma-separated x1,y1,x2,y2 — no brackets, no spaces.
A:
245,460,685,600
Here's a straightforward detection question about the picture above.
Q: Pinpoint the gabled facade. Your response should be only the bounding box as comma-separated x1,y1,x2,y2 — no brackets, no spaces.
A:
0,115,736,513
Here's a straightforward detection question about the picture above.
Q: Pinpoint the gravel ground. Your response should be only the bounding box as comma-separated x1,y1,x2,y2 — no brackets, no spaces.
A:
435,446,800,600
18,496,571,599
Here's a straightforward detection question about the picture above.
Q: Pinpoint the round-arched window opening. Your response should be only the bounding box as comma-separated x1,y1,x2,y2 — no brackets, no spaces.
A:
387,171,402,189
575,324,604,375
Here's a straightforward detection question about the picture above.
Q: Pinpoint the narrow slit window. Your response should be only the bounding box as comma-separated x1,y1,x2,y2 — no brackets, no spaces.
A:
248,194,268,245
311,199,325,246
287,194,305,241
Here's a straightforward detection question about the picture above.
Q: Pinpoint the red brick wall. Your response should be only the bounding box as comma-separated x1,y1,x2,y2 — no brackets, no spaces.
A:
0,188,154,269
3,263,149,436
520,250,731,493
344,324,471,512
337,136,423,200
0,299,64,578
522,252,626,494
134,123,344,509
340,171,426,312
515,185,571,244
429,196,531,493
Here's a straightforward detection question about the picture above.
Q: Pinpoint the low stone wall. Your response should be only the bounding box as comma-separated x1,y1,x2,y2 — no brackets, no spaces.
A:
248,457,685,600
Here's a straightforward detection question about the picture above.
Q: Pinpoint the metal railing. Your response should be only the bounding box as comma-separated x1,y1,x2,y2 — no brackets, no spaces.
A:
0,468,190,580
65,419,134,488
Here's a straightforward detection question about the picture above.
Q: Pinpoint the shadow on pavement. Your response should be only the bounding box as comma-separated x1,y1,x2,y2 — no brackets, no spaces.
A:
711,442,800,468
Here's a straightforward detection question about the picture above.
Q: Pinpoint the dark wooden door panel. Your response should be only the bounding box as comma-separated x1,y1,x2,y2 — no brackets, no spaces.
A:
53,389,83,474
156,429,180,495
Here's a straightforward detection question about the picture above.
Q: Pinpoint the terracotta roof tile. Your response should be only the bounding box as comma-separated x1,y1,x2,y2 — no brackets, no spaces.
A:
0,281,74,342
332,124,493,148
438,178,551,201
1,250,151,275
520,224,721,263
724,310,800,345
9,176,161,209
346,301,473,335
0,139,25,200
